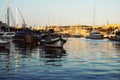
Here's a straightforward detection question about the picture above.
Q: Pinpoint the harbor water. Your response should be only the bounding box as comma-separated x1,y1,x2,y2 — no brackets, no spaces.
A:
0,38,120,80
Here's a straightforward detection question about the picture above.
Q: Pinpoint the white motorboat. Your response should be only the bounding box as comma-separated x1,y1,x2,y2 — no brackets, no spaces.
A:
87,30,103,39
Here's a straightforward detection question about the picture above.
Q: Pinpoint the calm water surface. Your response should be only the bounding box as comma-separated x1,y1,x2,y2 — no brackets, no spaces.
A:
0,38,120,80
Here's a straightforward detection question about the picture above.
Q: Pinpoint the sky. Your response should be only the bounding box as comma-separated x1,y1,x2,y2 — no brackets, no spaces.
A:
0,0,120,27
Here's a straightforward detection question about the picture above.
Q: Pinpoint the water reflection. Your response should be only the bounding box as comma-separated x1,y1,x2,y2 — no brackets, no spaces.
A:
0,38,120,80
63,38,120,79
13,43,67,67
0,51,10,73
44,47,66,58
112,42,120,51
15,42,38,50
40,47,66,66
14,43,39,58
64,38,120,60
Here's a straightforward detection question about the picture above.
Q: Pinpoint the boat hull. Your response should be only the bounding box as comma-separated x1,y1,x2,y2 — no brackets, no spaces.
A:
0,32,15,39
13,33,38,44
88,35,103,39
108,35,120,41
41,38,66,48
0,40,9,49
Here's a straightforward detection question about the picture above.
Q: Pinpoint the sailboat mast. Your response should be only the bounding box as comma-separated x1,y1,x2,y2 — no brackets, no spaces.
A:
16,6,19,27
92,0,95,27
17,6,26,28
7,0,10,29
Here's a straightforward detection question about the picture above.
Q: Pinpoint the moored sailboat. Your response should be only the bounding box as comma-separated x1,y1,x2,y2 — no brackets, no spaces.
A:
0,0,16,41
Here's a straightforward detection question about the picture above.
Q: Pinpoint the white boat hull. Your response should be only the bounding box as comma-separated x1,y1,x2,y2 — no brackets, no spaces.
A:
44,39,66,48
89,34,103,39
87,30,103,39
0,32,15,39
0,39,9,49
41,37,67,48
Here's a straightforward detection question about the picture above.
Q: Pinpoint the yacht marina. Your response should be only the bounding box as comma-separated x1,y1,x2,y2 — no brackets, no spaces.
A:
0,0,120,80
